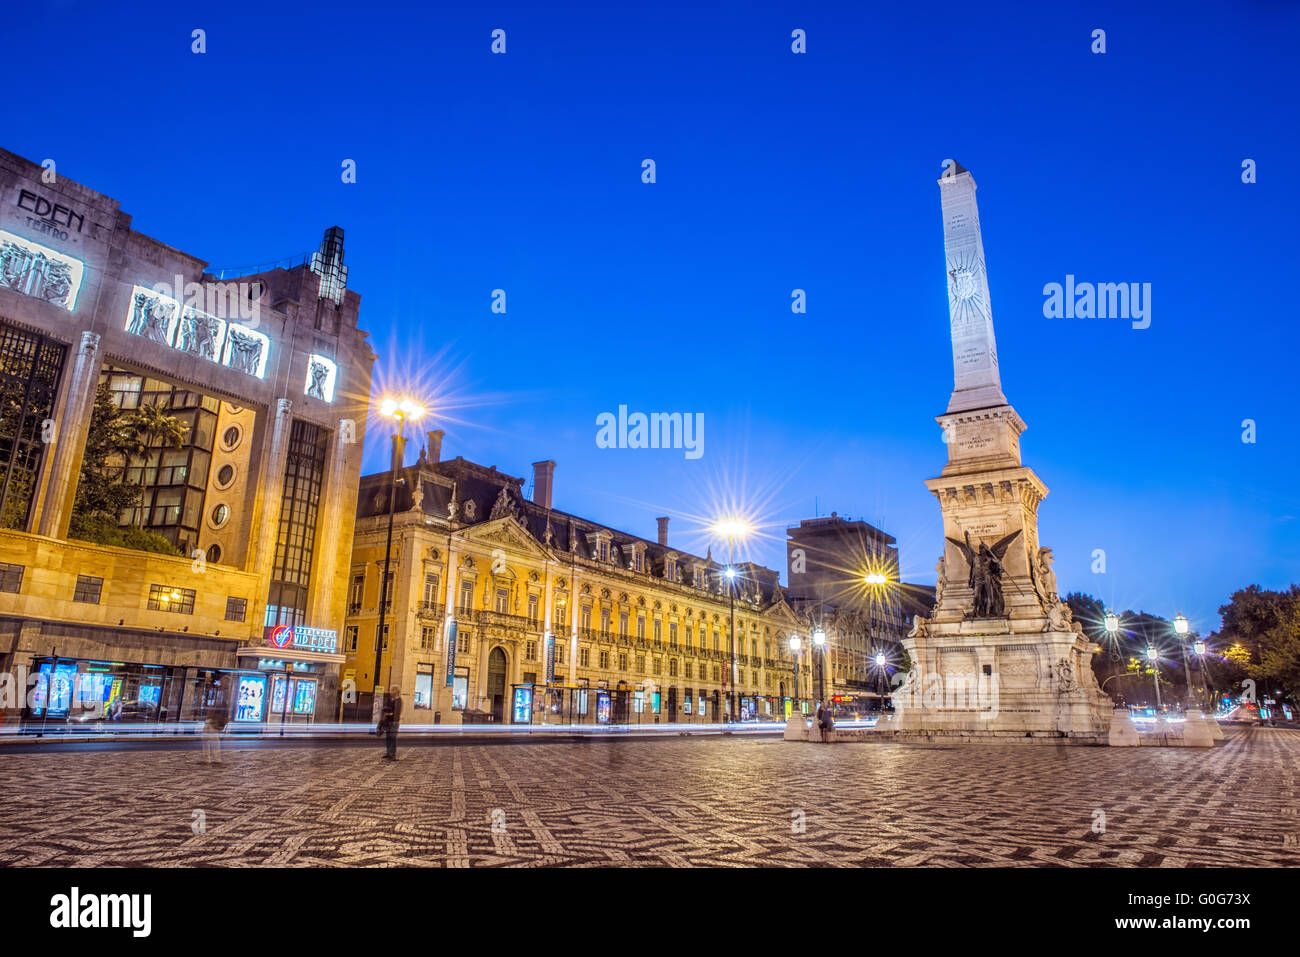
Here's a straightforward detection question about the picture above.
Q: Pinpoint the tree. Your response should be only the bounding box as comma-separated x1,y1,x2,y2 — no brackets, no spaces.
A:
68,384,136,538
1217,585,1300,702
66,385,185,556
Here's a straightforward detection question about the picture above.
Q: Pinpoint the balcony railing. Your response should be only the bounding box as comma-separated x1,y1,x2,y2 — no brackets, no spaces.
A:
416,601,444,619
347,602,361,615
478,609,542,631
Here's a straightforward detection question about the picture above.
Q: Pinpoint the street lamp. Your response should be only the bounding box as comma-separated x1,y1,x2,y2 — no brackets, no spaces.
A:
789,635,802,716
812,627,826,708
1192,639,1211,710
1146,645,1163,712
1104,610,1119,635
712,517,751,722
1173,613,1192,711
371,396,426,719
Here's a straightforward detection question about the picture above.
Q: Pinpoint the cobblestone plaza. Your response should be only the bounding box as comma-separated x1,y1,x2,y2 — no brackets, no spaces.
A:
1,726,1295,868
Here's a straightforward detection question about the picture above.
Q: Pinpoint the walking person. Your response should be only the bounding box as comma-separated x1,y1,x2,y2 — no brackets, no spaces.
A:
202,698,228,765
817,702,833,743
378,685,403,760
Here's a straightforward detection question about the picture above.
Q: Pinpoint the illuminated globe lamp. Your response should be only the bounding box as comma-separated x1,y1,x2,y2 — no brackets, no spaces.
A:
864,572,888,586
1193,640,1206,656
1173,613,1190,637
875,652,886,667
1104,611,1120,634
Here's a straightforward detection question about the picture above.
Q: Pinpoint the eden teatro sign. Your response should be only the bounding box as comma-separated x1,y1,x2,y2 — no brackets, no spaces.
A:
264,624,338,654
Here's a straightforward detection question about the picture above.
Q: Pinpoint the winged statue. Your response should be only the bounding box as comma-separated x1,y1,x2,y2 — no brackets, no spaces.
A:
945,529,1022,618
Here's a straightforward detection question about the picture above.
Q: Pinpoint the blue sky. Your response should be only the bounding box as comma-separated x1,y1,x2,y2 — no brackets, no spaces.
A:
10,0,1298,631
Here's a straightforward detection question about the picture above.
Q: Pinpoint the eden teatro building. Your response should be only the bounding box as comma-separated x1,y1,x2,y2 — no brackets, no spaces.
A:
0,147,374,727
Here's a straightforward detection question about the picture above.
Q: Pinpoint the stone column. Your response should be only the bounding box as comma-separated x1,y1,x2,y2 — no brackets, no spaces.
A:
308,425,350,630
567,573,579,685
249,399,295,598
36,331,102,538
542,561,554,682
441,542,459,715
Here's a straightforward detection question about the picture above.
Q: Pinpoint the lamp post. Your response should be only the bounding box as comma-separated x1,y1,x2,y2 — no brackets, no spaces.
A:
864,571,889,708
1146,646,1162,712
713,518,750,723
1192,639,1209,710
812,627,826,708
370,397,425,720
1173,613,1191,712
789,635,802,717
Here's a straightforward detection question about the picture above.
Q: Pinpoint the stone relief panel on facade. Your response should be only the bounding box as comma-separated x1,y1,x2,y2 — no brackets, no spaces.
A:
224,325,266,376
127,289,179,345
0,236,79,309
175,307,226,360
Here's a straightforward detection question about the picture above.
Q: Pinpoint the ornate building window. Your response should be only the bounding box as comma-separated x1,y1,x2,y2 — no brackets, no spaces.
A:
0,323,64,531
266,419,326,628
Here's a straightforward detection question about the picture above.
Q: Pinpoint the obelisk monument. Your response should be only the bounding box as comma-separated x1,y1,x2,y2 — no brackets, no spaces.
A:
888,162,1112,742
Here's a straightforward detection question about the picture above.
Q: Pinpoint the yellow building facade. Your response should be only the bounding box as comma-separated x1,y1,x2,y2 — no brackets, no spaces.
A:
341,447,819,724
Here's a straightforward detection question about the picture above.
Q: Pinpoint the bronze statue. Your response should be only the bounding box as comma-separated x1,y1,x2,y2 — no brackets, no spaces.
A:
946,529,1021,618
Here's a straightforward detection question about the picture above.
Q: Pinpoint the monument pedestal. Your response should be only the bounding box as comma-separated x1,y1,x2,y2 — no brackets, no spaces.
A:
876,163,1113,744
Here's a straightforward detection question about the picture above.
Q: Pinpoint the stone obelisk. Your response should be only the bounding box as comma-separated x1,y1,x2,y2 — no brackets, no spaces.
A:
887,163,1112,742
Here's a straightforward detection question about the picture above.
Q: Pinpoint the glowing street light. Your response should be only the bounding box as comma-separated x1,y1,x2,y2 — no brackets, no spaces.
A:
863,572,888,586
1104,611,1120,634
712,518,752,540
875,652,886,667
713,515,751,722
1172,612,1194,711
371,395,428,718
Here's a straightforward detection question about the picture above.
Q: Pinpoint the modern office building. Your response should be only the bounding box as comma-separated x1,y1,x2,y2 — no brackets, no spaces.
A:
0,147,374,725
341,435,814,724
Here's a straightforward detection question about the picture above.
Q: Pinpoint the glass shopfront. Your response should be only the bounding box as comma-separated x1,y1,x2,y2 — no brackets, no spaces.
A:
24,657,251,728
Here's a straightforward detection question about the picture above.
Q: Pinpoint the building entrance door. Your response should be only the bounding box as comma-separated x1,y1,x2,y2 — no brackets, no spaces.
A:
666,686,677,721
487,647,507,722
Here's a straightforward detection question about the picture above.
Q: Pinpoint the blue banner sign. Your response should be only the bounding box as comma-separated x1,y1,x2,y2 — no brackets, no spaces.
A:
445,620,458,687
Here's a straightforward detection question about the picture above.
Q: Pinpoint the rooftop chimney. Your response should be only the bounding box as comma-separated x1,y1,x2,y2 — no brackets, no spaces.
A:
532,460,556,510
427,429,444,463
657,516,669,546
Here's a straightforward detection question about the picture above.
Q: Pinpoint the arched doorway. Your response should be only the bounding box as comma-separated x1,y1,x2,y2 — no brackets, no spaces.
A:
487,647,507,723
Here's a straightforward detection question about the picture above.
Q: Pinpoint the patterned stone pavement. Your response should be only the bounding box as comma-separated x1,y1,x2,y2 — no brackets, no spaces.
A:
0,725,1295,867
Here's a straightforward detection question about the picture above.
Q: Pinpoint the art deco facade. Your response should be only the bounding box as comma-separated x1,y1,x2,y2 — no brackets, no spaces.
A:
0,147,373,725
343,438,817,724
